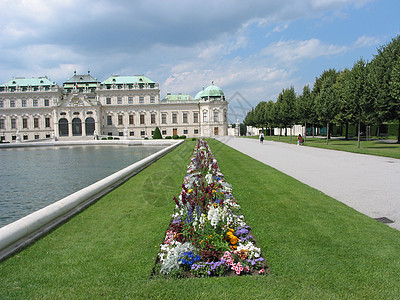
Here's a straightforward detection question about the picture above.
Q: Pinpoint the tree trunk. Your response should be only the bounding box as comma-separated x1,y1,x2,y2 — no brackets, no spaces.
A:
304,121,307,142
345,122,349,140
357,119,361,148
312,124,315,138
326,122,329,145
397,117,400,144
376,124,380,137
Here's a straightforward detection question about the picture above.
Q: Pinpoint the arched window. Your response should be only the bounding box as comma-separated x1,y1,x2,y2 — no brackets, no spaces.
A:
59,118,68,136
85,117,95,136
72,118,82,136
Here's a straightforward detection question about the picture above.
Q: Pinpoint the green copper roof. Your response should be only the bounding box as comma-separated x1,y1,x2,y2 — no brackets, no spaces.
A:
201,82,224,97
0,77,56,87
102,75,155,85
163,94,194,101
194,90,204,99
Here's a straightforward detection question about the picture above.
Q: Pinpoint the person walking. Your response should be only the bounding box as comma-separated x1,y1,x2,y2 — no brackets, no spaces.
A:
259,131,264,144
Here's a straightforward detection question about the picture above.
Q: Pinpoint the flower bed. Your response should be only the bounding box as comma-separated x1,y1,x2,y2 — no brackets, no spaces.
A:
154,139,268,278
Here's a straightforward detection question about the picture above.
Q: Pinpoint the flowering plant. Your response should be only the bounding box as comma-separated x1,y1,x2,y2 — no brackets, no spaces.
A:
156,139,267,277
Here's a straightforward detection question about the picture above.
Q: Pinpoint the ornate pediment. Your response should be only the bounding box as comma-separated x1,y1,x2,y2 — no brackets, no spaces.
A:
60,94,95,107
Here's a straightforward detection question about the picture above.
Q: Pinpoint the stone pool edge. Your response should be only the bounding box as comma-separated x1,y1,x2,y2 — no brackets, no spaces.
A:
0,139,184,262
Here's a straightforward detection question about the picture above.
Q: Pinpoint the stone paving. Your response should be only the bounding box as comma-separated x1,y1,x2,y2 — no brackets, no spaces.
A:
216,136,400,231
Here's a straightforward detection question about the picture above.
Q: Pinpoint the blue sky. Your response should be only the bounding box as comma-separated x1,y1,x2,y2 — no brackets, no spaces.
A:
0,0,399,120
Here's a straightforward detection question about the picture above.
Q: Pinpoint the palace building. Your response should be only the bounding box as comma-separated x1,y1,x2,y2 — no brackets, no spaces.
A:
0,72,228,142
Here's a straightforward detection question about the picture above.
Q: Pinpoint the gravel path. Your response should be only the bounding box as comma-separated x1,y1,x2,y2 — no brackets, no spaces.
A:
216,136,400,230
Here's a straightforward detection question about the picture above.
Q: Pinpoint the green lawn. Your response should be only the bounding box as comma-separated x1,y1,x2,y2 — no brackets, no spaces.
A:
248,135,400,159
1,139,400,299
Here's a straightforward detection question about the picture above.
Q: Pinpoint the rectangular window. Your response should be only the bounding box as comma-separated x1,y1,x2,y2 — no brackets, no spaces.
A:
224,110,227,122
23,135,28,140
193,112,198,123
162,130,167,135
11,119,16,129
118,115,123,125
194,129,199,134
128,96,133,104
45,117,50,128
139,96,144,104
44,99,49,106
34,118,39,128
22,99,26,107
161,113,167,124
214,111,219,122
106,97,111,104
140,114,145,125
108,132,113,136
0,119,4,129
117,97,122,104
150,96,155,103
129,131,134,136
23,118,28,129
33,99,38,107
129,114,134,125
151,114,156,124
10,100,15,107
107,115,112,125
0,100,3,108
119,132,123,136
183,112,188,123
203,111,208,122
140,130,145,136
172,113,177,124
35,134,39,140
183,129,188,134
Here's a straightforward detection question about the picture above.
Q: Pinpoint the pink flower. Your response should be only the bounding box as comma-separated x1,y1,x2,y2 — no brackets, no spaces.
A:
259,268,265,274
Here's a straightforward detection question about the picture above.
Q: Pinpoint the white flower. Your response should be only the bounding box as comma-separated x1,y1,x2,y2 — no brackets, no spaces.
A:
207,205,220,227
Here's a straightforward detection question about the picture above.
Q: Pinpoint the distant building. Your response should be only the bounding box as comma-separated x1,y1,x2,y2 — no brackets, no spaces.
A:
0,72,228,142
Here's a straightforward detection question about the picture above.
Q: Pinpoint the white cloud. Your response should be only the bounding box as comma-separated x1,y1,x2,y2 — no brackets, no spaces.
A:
261,39,349,62
353,35,381,48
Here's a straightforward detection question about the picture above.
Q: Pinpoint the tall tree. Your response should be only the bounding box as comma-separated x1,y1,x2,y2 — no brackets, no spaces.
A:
347,58,371,148
371,35,400,143
282,87,297,141
314,69,339,145
264,100,275,137
334,68,353,139
296,84,314,142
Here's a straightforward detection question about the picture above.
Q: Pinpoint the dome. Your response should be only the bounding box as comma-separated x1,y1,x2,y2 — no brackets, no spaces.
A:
194,90,204,100
201,82,224,98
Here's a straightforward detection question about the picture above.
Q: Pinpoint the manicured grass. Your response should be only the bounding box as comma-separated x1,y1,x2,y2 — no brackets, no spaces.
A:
1,139,400,298
247,135,400,159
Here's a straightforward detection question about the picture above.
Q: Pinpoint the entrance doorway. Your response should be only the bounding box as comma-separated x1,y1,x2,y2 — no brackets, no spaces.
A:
173,128,177,136
85,117,95,136
214,127,219,135
59,118,69,136
72,118,82,136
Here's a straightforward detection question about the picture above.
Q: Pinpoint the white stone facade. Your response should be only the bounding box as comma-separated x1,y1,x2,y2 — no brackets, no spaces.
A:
0,74,228,142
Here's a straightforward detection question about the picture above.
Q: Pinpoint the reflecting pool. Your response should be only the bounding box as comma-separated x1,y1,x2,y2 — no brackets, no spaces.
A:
0,145,165,228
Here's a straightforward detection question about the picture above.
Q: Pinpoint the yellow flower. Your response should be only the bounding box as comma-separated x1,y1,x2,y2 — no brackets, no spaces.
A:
188,189,193,193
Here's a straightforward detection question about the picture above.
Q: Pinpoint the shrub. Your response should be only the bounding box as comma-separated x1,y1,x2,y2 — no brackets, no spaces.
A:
179,135,187,139
191,137,197,141
107,136,113,140
172,135,179,139
144,137,149,140
153,127,162,139
165,136,172,139
101,137,107,140
114,137,120,140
